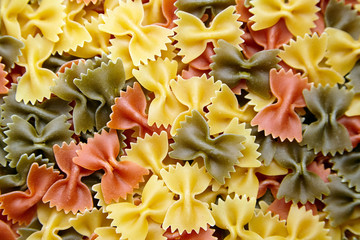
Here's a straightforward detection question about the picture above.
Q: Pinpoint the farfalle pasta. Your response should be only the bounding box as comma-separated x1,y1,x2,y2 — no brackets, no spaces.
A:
160,162,214,234
42,142,94,214
73,129,149,204
99,0,173,66
133,58,186,128
174,6,243,63
279,33,344,87
251,69,310,142
0,0,359,239
106,175,174,240
169,110,245,184
249,0,319,36
16,35,57,104
301,85,353,156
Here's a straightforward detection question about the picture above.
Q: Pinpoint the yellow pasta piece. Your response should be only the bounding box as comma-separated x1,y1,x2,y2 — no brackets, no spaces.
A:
52,0,92,54
160,162,215,234
20,0,66,42
249,0,319,36
279,33,344,86
106,175,173,240
99,0,173,66
69,208,111,238
206,84,256,135
287,205,331,240
27,203,75,240
16,35,56,104
325,27,360,76
248,210,287,239
0,0,31,39
211,194,259,239
174,6,244,63
133,58,186,127
121,131,169,176
170,75,221,135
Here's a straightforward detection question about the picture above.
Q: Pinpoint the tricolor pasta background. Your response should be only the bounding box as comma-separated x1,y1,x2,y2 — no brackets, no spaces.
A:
0,0,359,239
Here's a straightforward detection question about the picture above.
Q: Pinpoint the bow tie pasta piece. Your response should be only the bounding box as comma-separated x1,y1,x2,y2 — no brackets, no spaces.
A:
169,110,245,184
0,0,30,39
206,84,256,135
99,0,173,66
210,39,280,98
273,141,330,204
249,0,320,36
15,35,57,104
69,208,112,239
251,69,310,142
174,6,244,64
27,203,75,240
160,162,215,234
286,205,331,239
279,33,344,87
133,58,186,128
108,82,167,137
0,163,61,225
73,129,149,204
170,74,221,135
211,194,260,239
121,131,169,176
106,175,174,240
52,55,125,134
19,0,66,43
42,142,94,214
301,85,353,156
325,27,360,76
52,0,92,54
4,115,73,165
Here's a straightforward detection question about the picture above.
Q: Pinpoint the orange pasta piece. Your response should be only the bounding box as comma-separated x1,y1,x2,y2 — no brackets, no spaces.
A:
73,129,149,204
248,19,293,50
0,163,62,225
43,142,94,213
108,82,167,137
251,69,310,142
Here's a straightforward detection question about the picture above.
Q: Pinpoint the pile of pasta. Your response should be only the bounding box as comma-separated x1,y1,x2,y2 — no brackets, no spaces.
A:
0,0,360,239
